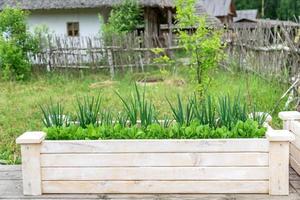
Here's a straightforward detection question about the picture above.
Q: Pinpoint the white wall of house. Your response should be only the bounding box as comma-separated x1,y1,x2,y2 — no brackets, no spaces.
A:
27,8,109,37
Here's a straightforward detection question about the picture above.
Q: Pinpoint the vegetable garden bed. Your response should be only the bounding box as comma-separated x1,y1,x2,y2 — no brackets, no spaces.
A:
17,126,293,196
279,111,300,176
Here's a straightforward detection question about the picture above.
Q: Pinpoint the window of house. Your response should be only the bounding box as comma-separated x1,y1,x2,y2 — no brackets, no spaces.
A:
67,22,79,37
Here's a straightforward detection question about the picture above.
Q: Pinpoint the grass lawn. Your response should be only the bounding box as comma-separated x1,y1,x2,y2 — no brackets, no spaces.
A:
0,68,288,164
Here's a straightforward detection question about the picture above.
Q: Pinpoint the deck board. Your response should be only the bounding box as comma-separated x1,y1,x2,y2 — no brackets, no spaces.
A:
1,165,300,200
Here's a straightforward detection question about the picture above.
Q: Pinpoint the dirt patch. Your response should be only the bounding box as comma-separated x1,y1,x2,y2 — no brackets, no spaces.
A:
165,78,186,86
138,77,164,83
89,80,117,89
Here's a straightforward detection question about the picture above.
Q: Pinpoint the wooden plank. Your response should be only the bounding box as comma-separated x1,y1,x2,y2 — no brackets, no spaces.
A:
269,141,290,195
42,167,269,181
290,121,300,137
291,156,300,176
0,170,22,180
0,165,21,172
290,143,300,165
42,181,269,194
41,139,269,154
20,144,42,195
1,194,283,200
266,130,294,142
0,180,23,196
16,132,46,144
41,153,269,167
291,134,300,150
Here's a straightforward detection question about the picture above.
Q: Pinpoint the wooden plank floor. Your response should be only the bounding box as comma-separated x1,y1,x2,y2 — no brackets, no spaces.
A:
1,165,300,200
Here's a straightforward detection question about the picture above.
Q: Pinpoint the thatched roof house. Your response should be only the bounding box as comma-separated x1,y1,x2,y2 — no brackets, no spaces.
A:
0,0,174,10
0,0,221,47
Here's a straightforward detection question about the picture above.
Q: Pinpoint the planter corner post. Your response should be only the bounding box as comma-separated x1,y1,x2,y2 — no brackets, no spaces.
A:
16,131,46,196
267,130,295,195
279,111,300,130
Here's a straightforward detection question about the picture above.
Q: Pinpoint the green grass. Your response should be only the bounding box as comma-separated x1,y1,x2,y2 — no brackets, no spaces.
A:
0,68,288,164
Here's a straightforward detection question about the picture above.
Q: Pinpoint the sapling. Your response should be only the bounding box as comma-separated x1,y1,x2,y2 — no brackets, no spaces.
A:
175,0,224,95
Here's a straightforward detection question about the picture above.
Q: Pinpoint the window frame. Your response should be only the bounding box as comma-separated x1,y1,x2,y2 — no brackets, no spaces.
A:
67,22,80,37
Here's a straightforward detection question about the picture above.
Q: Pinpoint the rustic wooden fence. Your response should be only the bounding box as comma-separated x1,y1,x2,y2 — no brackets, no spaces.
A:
225,23,300,82
32,23,300,81
31,31,177,77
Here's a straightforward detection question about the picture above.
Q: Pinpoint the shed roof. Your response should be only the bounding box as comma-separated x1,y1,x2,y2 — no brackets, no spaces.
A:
234,9,258,22
0,0,174,10
195,2,222,27
233,19,300,28
199,0,236,17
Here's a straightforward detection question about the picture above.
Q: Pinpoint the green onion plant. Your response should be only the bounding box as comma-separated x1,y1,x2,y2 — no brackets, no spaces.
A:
40,100,69,127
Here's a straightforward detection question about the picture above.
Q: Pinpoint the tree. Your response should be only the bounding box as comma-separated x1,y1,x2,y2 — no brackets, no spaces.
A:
175,0,224,94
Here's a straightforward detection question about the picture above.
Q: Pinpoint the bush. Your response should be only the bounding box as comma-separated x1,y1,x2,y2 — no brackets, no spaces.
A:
0,38,31,80
0,7,38,80
104,0,142,34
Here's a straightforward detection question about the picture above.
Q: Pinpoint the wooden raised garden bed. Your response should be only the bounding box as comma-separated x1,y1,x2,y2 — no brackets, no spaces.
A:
16,127,294,196
280,111,300,176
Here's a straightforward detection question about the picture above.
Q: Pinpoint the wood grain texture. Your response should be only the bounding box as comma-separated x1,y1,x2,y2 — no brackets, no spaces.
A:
41,139,269,154
290,121,300,137
269,141,290,195
41,167,269,181
279,111,300,121
0,165,21,172
42,180,269,194
0,180,23,196
16,132,46,144
291,134,300,150
291,156,300,176
3,165,300,199
20,144,42,195
266,130,294,142
290,143,300,166
0,170,22,180
41,153,269,167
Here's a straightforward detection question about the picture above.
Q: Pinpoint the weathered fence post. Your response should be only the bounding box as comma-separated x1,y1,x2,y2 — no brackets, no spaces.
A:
266,129,294,195
107,48,114,79
16,132,46,195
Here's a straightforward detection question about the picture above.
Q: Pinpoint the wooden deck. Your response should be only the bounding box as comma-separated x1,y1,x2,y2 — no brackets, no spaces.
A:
1,165,300,200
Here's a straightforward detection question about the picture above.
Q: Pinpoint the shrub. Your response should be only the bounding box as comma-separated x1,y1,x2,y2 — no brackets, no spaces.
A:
0,38,31,80
0,7,38,80
104,0,142,34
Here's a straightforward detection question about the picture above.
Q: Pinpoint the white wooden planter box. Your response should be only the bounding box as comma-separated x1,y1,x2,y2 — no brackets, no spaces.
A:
16,128,294,196
280,111,300,176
